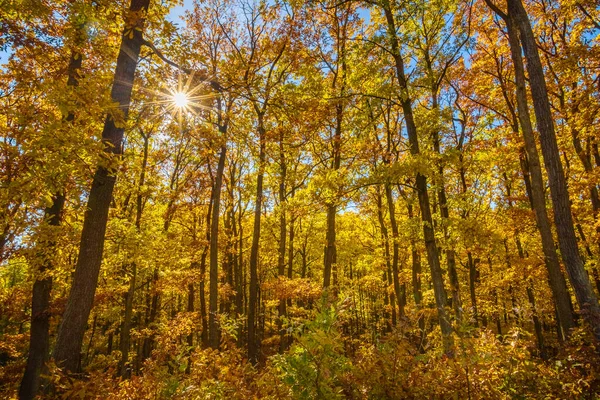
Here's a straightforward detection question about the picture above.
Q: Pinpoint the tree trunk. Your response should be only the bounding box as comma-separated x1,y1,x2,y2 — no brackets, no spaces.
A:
508,0,600,340
248,116,266,364
119,129,148,377
323,51,345,290
385,184,405,317
407,202,425,350
431,96,462,323
376,190,397,326
501,7,576,339
199,195,212,346
277,133,288,353
52,0,151,372
118,264,136,377
209,143,226,349
382,1,452,351
468,253,479,327
20,21,83,398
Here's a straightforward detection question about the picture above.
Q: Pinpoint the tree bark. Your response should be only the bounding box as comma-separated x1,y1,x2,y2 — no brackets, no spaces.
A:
376,190,397,327
323,102,342,289
20,20,83,398
248,115,266,364
382,0,452,351
209,143,226,349
508,0,600,340
498,5,576,340
431,93,462,323
52,0,151,372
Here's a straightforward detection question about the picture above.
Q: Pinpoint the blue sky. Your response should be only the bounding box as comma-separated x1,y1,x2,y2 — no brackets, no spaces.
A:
167,0,194,24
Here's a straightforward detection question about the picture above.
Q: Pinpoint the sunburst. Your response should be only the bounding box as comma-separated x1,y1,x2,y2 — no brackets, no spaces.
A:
138,71,216,131
172,91,189,108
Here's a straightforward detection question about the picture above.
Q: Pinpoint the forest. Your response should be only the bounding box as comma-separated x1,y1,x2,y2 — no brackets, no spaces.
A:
1,0,600,398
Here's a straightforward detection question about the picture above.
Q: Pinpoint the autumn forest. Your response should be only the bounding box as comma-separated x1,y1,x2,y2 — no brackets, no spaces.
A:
2,0,600,398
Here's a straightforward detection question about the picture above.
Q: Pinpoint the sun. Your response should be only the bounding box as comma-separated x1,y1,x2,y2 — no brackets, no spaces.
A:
173,92,189,108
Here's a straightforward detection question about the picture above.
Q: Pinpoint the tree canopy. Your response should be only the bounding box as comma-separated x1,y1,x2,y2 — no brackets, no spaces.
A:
1,0,600,398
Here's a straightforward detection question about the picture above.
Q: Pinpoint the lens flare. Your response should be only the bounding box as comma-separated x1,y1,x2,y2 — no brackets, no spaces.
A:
173,92,189,108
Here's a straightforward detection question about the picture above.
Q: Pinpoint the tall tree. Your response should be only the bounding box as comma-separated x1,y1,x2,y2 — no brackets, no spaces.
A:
18,9,86,396
378,0,452,351
53,0,152,372
506,0,600,340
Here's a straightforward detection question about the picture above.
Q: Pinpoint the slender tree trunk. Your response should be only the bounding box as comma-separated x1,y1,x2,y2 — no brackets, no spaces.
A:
384,185,404,317
248,116,266,364
118,264,136,377
376,190,397,326
431,95,462,322
199,196,212,346
323,104,341,289
508,0,600,340
277,133,288,353
468,253,479,327
19,196,65,398
407,202,425,350
235,189,244,319
323,30,346,289
515,234,546,356
119,130,148,377
382,1,452,351
209,143,226,349
20,22,83,398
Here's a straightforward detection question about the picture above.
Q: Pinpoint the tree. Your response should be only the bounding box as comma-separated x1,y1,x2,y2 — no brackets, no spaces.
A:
53,0,152,372
507,0,600,340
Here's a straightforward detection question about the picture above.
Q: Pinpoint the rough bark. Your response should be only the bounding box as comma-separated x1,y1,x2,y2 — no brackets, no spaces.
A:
52,0,151,372
508,0,600,340
499,5,576,339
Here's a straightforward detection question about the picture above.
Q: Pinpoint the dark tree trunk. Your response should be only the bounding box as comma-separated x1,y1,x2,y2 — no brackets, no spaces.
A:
515,235,546,356
20,20,83,398
323,38,346,290
199,195,212,346
248,116,266,364
431,95,462,323
52,0,151,372
209,143,227,349
382,1,452,351
498,7,576,339
407,202,425,349
277,133,288,353
508,0,600,340
385,184,405,317
376,190,397,326
19,196,65,399
468,253,479,327
323,204,337,289
118,264,136,377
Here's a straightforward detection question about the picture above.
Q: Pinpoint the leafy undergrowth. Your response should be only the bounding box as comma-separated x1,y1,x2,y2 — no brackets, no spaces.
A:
2,302,599,399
